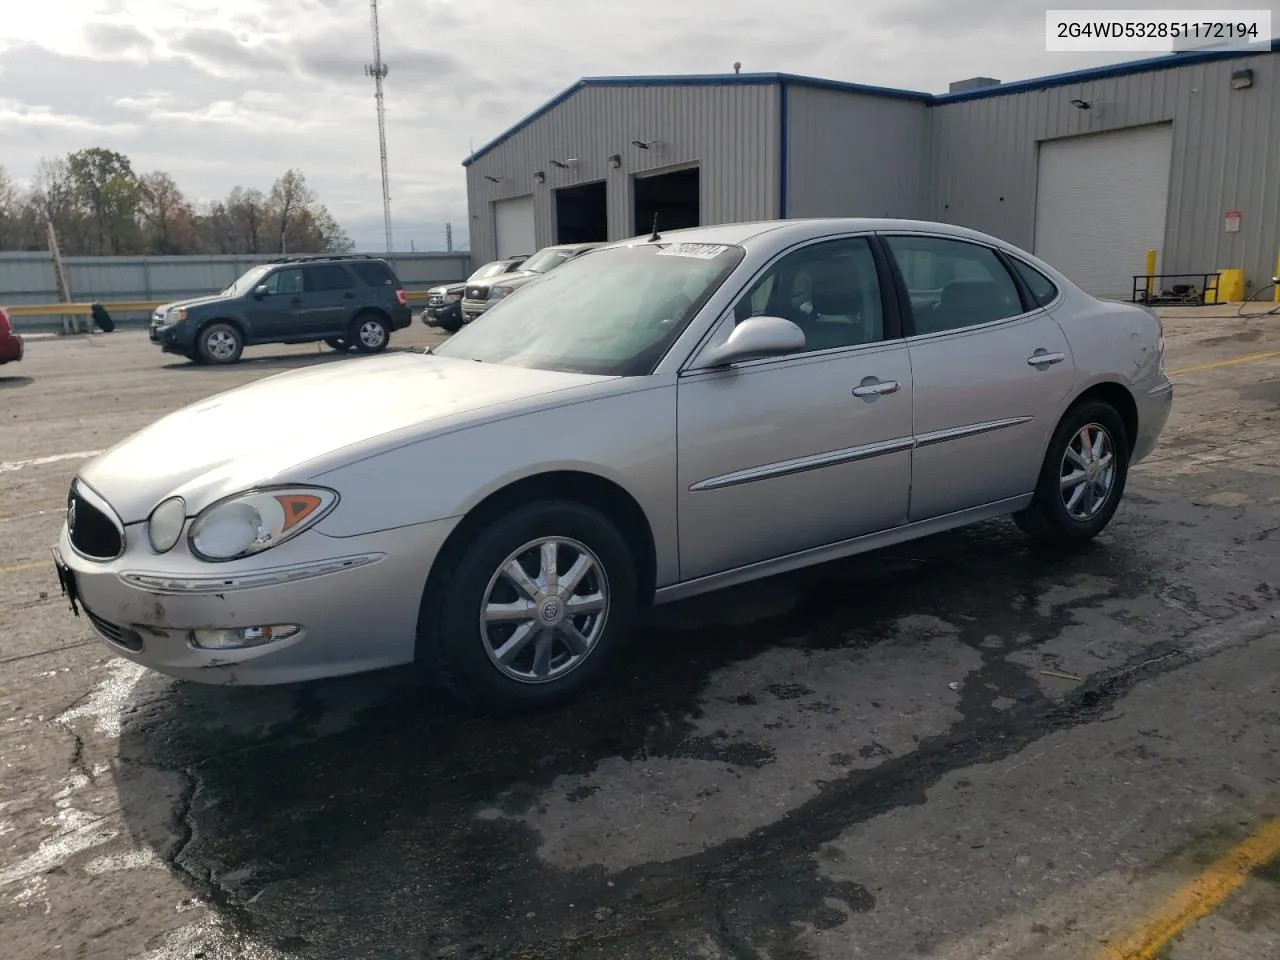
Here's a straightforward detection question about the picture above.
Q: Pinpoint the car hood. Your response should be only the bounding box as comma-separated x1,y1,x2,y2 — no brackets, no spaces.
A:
159,294,231,313
467,269,539,293
428,282,467,295
78,352,616,522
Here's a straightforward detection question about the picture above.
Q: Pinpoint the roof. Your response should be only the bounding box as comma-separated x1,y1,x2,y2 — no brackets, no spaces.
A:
463,39,1280,167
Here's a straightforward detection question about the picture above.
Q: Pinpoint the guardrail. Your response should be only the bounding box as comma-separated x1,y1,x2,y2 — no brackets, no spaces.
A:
5,290,433,319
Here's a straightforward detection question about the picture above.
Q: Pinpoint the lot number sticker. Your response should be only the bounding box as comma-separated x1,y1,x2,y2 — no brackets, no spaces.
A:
657,242,730,259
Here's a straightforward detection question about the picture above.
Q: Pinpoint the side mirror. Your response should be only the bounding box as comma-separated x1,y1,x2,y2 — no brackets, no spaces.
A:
699,315,806,368
253,285,269,299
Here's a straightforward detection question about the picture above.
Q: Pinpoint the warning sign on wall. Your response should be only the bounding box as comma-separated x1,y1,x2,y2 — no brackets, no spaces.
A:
1225,210,1242,233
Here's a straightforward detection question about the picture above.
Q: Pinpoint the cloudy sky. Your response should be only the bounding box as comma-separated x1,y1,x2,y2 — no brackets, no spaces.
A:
1,0,1268,251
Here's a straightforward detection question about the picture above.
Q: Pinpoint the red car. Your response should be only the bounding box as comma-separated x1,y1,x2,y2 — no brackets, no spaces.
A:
0,307,23,365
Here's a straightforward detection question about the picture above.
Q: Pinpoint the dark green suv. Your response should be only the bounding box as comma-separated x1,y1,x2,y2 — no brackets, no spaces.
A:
149,255,414,365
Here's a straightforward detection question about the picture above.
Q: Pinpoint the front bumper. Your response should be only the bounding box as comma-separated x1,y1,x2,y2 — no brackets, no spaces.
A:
150,321,195,353
423,301,462,327
54,514,460,684
0,333,22,364
460,298,491,322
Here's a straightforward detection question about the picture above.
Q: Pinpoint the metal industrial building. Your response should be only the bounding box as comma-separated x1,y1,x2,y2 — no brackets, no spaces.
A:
463,40,1280,300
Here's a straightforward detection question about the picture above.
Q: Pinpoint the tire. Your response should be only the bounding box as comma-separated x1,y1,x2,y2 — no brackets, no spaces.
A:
417,500,638,714
1012,399,1130,544
350,313,390,354
324,337,349,351
195,322,244,365
438,317,462,334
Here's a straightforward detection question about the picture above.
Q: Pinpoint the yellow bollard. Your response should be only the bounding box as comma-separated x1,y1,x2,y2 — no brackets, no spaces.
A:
1145,249,1157,299
1274,250,1280,303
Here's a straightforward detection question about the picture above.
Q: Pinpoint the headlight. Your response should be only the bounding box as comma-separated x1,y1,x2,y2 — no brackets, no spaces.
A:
447,293,461,302
168,307,187,322
490,285,514,300
148,497,187,554
188,487,338,562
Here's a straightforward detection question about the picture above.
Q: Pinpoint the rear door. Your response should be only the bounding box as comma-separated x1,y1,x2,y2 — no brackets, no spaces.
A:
303,264,358,335
878,232,1077,522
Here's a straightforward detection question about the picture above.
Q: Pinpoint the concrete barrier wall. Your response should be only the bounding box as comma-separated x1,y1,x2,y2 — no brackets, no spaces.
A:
0,251,474,330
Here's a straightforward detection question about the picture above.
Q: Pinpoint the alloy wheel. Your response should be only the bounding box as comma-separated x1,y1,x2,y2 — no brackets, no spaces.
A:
1059,422,1116,521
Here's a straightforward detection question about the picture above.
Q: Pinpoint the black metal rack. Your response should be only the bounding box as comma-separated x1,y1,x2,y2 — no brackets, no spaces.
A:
263,254,382,264
1131,272,1220,305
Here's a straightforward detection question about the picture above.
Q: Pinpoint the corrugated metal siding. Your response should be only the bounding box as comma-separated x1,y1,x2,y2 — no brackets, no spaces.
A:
929,52,1280,291
785,86,929,219
465,84,780,263
0,252,471,306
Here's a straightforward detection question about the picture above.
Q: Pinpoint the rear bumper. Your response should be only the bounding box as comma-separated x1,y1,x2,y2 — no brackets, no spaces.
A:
390,305,413,331
1132,376,1174,464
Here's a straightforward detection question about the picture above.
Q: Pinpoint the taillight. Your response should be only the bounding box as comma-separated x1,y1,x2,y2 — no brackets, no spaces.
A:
0,308,10,335
395,289,407,306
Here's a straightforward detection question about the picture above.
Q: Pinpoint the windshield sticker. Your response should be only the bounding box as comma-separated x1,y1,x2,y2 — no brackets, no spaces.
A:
657,242,730,260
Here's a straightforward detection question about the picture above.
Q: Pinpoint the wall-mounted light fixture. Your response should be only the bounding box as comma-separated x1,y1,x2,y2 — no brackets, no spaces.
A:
1232,68,1254,89
549,158,578,169
631,139,658,149
1069,98,1092,110
607,153,622,168
484,175,504,183
533,170,546,183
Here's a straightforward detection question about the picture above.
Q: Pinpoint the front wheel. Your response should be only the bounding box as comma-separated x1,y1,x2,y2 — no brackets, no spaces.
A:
196,322,244,365
417,501,638,713
350,314,390,354
1012,399,1130,544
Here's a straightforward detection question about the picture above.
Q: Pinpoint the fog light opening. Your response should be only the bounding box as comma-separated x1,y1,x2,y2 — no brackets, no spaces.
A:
190,624,301,650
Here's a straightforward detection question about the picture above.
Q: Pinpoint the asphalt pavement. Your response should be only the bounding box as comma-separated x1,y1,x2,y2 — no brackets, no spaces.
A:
1,313,1278,959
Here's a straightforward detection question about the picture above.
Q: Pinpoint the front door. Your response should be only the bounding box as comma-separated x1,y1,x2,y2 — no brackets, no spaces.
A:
879,232,1078,521
244,266,307,340
676,235,913,582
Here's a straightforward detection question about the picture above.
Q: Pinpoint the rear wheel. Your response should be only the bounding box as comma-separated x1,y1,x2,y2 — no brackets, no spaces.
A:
196,322,244,365
1012,399,1130,544
350,313,390,354
417,500,638,713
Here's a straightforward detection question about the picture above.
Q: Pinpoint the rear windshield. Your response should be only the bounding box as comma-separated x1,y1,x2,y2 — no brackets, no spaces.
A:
350,261,397,287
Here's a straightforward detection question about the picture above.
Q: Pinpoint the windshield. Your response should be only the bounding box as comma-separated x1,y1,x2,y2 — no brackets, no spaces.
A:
520,247,580,274
468,261,514,281
432,241,745,376
222,265,270,297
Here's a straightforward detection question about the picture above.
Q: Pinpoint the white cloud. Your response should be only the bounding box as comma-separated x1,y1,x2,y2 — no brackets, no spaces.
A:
0,0,1264,251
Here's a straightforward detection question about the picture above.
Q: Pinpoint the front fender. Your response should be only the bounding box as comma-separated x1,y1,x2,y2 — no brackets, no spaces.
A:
309,383,679,576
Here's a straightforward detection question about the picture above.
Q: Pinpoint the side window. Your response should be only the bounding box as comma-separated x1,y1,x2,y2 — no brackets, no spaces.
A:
1010,257,1060,307
263,268,305,295
307,264,354,291
350,261,395,286
884,236,1024,335
730,237,885,352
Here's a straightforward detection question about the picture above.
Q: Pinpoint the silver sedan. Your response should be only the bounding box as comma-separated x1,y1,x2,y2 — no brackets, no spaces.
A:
52,218,1173,712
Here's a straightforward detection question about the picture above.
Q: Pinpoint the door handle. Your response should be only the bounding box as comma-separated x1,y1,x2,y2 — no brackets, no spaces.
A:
1027,351,1065,367
852,379,901,398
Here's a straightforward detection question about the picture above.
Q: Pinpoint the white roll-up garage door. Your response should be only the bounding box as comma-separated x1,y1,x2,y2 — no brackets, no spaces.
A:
493,195,536,260
1033,124,1173,300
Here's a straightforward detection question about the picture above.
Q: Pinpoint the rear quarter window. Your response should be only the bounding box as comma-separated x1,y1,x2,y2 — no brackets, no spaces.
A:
350,261,398,287
1010,258,1060,307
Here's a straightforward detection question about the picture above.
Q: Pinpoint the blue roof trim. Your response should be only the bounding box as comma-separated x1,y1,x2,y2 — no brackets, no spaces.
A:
935,38,1280,103
462,41,1280,166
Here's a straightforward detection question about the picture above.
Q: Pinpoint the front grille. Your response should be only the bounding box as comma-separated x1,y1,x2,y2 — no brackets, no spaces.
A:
427,294,446,307
85,607,144,652
68,488,124,560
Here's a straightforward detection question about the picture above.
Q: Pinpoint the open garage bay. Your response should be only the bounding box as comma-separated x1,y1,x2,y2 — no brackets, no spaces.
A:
1,314,1279,959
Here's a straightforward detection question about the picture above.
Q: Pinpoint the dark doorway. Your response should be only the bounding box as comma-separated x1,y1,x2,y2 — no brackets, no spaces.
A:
633,166,700,236
554,181,608,244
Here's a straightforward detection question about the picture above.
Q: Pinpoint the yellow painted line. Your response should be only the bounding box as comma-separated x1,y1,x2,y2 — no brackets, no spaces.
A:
1091,816,1280,959
1168,349,1280,377
0,560,48,576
